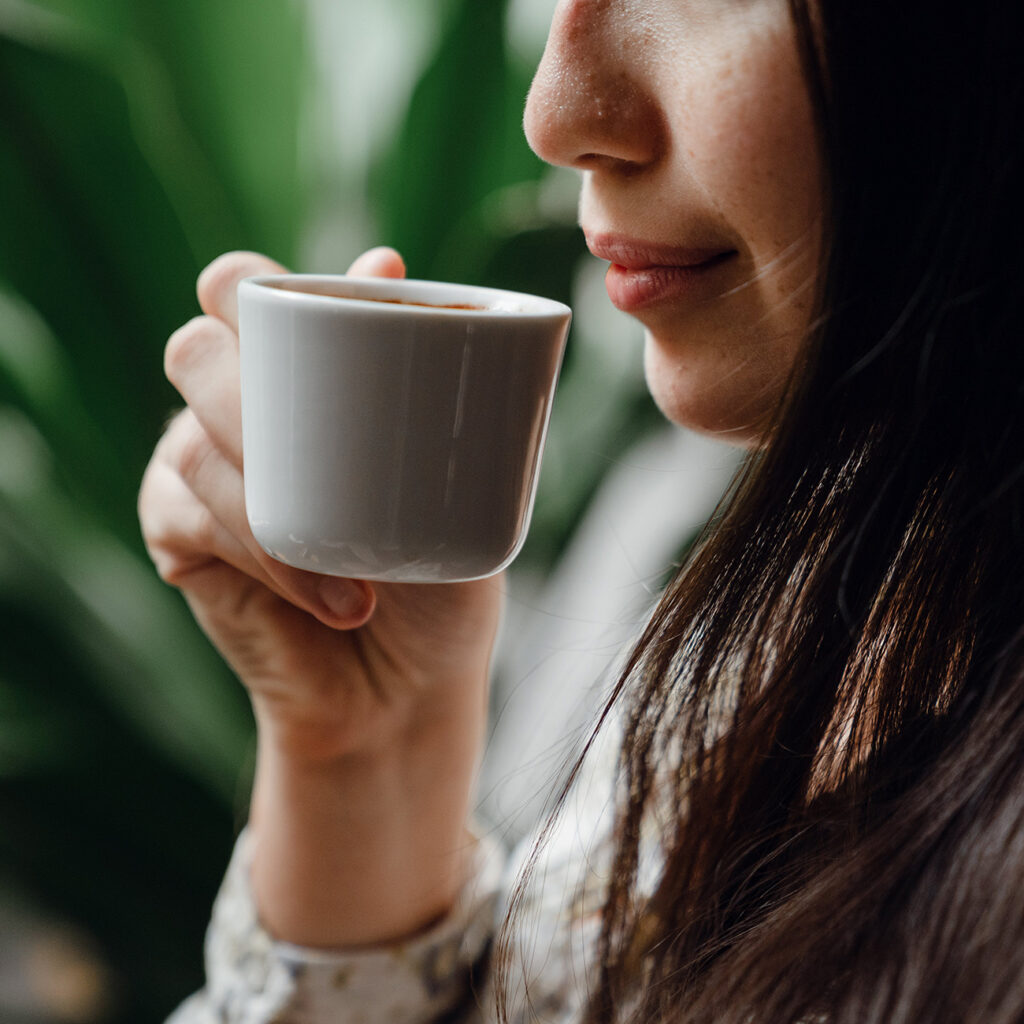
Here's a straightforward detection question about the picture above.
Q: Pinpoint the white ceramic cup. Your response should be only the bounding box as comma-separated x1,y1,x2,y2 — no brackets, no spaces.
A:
237,274,571,583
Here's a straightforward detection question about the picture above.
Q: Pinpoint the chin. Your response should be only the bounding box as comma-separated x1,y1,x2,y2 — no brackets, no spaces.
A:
656,401,766,448
642,330,793,449
644,357,774,450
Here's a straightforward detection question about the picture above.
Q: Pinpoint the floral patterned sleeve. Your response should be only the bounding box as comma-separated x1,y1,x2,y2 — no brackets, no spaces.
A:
167,828,506,1024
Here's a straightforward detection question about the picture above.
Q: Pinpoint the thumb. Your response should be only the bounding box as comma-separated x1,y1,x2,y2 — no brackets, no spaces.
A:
346,246,406,279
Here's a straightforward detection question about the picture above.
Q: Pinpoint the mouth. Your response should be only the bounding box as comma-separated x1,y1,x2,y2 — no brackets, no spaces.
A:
585,232,738,313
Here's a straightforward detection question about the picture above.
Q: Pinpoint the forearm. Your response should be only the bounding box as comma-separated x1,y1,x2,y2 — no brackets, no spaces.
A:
248,690,485,949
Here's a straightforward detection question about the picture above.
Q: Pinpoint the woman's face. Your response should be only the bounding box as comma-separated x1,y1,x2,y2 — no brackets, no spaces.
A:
524,0,823,444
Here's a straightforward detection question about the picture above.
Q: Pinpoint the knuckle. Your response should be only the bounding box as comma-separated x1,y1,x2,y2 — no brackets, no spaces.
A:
189,502,221,555
137,494,185,587
138,457,176,547
164,316,221,387
157,553,200,590
197,253,246,301
137,463,159,534
152,550,187,588
150,409,190,469
176,419,215,487
139,477,219,589
154,544,219,591
198,250,279,305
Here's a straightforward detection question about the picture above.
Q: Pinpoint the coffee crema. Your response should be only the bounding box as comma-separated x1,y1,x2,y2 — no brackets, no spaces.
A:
367,297,485,311
264,280,486,311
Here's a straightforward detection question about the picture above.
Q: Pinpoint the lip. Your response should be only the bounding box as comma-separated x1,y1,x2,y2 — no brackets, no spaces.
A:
585,232,738,313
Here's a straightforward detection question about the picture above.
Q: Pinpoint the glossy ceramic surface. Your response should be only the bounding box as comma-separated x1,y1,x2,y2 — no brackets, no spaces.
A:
238,275,571,582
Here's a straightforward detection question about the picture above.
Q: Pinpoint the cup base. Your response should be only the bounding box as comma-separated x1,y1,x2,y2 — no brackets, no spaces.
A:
251,527,520,584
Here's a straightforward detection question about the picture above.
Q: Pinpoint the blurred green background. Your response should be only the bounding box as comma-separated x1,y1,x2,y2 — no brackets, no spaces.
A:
0,0,658,1019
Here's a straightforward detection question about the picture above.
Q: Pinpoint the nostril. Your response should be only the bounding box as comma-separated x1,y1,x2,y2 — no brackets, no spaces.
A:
523,0,666,172
525,60,665,171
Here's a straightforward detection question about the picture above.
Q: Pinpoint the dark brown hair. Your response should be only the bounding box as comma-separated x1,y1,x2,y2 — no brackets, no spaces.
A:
500,1,1024,1021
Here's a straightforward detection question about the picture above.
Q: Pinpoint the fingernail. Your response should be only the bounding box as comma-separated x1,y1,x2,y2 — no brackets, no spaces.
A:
349,246,405,278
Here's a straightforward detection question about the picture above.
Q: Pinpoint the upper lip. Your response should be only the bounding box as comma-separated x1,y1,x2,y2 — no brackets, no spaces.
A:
585,231,735,269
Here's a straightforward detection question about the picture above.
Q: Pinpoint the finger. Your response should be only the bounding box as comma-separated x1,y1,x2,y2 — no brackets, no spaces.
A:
345,246,406,279
141,455,258,587
155,412,376,629
140,491,319,691
197,251,288,332
148,443,376,630
164,315,244,469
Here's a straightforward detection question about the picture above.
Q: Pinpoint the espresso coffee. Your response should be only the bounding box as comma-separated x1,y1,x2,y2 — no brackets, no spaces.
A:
365,297,485,311
264,279,487,311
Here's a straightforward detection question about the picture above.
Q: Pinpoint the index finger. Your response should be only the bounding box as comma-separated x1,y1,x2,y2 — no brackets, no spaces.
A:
197,251,289,332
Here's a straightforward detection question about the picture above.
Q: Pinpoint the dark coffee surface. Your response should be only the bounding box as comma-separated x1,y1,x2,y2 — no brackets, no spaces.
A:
366,297,484,311
264,280,485,311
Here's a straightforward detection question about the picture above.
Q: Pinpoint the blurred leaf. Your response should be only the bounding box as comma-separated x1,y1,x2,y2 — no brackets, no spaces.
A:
0,3,310,532
373,0,544,282
0,285,143,553
0,1,310,1017
0,594,240,1019
0,405,250,797
3,0,309,261
0,34,198,534
127,0,310,262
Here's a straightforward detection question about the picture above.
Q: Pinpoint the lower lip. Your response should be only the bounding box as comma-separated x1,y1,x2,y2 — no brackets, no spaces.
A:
604,252,736,312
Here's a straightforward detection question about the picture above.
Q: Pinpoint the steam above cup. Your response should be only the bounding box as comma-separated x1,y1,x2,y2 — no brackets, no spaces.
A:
238,274,571,583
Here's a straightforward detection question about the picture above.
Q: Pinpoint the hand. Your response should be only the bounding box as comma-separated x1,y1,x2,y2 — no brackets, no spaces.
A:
139,250,503,945
140,248,502,761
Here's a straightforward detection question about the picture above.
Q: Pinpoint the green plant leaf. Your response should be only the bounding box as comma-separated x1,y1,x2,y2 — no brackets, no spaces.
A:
372,0,545,282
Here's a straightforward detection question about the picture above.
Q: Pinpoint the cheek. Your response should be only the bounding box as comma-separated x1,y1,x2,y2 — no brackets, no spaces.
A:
648,26,821,443
688,25,822,263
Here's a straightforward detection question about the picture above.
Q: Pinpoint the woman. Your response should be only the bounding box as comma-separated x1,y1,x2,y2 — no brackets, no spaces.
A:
140,0,1024,1021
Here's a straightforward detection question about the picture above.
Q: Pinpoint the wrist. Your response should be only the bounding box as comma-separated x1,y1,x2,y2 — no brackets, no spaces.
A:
248,698,483,947
249,663,489,768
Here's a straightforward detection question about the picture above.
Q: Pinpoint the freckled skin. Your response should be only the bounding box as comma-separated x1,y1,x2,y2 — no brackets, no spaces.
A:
524,0,823,444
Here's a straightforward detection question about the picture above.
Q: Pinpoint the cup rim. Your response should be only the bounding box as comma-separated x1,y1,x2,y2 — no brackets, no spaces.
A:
240,274,572,320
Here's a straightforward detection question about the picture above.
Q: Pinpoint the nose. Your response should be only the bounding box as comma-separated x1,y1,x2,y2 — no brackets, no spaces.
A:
524,0,665,172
